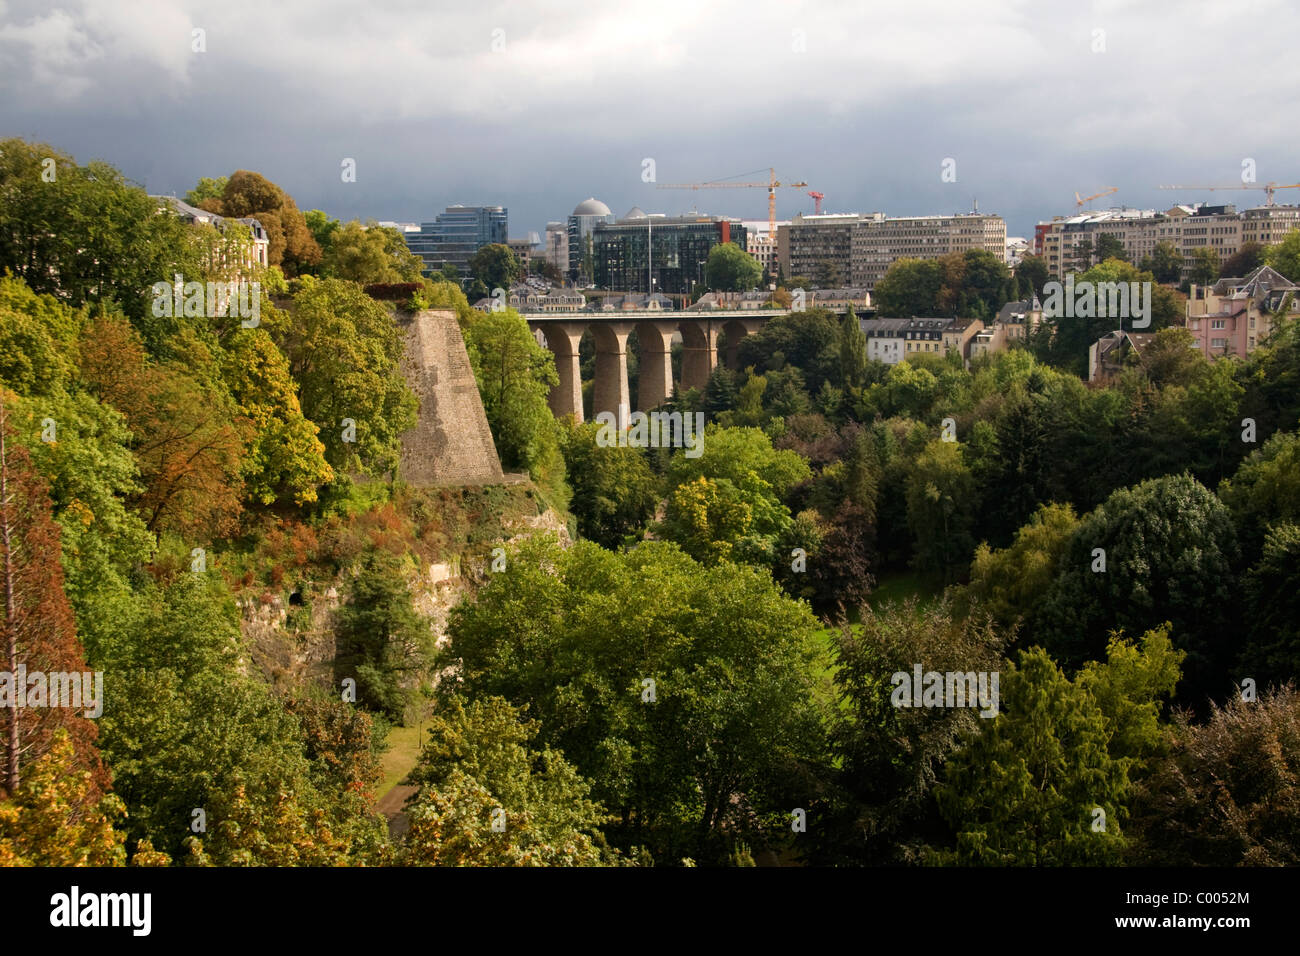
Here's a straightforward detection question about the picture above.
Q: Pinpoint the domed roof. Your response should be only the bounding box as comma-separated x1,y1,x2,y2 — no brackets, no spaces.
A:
623,206,647,220
572,197,612,217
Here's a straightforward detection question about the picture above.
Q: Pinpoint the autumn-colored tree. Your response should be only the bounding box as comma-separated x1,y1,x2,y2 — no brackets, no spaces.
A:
1127,683,1300,866
198,170,322,276
182,777,355,867
285,696,384,802
0,732,127,865
0,393,107,798
78,315,247,539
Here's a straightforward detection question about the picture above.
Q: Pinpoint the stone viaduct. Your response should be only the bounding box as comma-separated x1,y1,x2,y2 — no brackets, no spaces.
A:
526,310,792,422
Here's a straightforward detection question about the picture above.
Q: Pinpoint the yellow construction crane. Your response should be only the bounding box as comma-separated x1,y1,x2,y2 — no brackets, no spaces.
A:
1159,182,1300,206
656,168,809,234
1075,187,1118,209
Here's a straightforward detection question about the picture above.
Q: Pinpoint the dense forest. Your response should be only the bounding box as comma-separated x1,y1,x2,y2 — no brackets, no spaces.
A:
0,138,1297,867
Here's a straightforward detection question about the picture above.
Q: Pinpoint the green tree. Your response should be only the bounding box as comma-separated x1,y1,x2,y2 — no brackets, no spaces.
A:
659,475,764,565
962,502,1079,635
1219,428,1300,558
1219,241,1263,280
463,308,566,502
1188,246,1220,287
812,258,843,289
279,277,417,477
441,535,831,864
870,360,939,419
91,576,385,863
730,369,767,427
403,696,618,866
705,242,762,292
1072,237,1095,269
303,209,341,256
666,424,811,499
531,257,564,286
1239,523,1300,686
956,249,1013,317
561,421,659,548
839,305,867,389
937,646,1125,865
1263,228,1300,282
1014,254,1050,300
1039,473,1238,703
320,221,424,284
335,549,434,723
1140,240,1184,284
468,243,522,292
219,324,334,506
1139,325,1204,388
1094,233,1127,262
734,309,841,394
936,629,1180,866
811,600,1006,865
874,258,944,316
1041,259,1184,374
184,176,229,208
0,138,204,325
905,439,976,581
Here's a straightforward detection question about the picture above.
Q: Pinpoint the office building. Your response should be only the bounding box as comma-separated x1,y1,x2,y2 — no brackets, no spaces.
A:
592,209,747,295
1034,203,1300,280
779,211,1007,290
403,205,508,275
568,198,616,282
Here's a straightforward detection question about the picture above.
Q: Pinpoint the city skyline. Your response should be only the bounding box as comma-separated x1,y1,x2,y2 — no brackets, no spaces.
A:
3,0,1299,240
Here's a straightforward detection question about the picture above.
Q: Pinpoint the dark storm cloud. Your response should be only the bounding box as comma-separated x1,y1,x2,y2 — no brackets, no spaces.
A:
3,0,1299,238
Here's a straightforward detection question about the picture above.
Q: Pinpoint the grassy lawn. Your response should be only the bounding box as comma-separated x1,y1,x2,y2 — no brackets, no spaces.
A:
811,626,844,711
377,722,425,800
867,570,945,611
808,570,947,723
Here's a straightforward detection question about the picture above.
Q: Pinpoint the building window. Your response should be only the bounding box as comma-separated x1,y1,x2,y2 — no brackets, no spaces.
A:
1211,338,1227,349
1211,319,1225,329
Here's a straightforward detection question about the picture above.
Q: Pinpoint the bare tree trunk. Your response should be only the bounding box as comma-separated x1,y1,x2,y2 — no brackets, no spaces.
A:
0,398,18,794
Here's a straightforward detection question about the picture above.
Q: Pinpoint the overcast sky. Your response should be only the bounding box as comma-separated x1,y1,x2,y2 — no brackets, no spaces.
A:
3,0,1299,241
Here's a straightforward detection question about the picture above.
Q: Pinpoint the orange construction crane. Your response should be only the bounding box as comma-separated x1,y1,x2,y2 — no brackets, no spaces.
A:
1159,182,1300,206
1075,187,1118,209
808,190,825,214
657,168,808,234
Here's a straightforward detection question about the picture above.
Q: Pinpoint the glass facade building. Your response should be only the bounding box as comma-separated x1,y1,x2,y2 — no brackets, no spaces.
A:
403,205,508,275
567,198,616,282
594,215,747,295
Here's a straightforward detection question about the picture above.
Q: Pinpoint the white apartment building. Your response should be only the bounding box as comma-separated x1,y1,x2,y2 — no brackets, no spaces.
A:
779,211,1007,290
1035,203,1300,279
860,317,910,364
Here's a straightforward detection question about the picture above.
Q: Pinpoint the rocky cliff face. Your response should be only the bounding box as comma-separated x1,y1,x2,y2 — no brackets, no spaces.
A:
238,491,572,695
